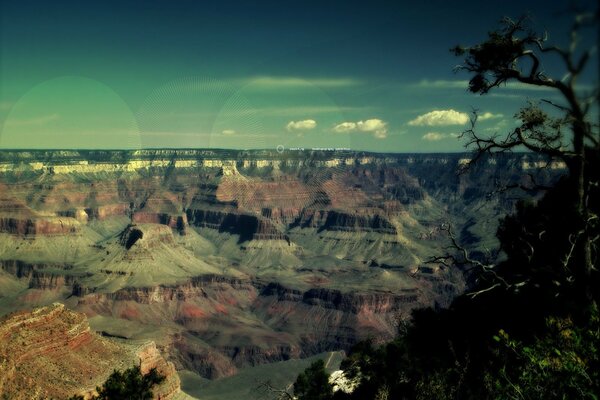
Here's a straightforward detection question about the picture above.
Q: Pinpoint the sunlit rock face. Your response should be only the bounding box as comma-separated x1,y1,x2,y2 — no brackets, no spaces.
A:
0,303,181,399
0,149,563,381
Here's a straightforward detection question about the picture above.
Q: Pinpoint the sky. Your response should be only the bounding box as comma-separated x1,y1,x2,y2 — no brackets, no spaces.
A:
0,0,597,152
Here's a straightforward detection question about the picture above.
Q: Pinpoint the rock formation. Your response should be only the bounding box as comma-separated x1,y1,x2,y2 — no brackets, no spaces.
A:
0,149,563,386
0,303,181,399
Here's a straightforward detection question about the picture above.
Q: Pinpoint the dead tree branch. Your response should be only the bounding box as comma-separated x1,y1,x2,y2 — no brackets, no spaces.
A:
425,223,521,297
254,380,295,400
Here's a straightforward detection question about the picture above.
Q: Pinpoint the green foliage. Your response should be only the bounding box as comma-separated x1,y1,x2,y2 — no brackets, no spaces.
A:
414,371,460,400
293,359,334,400
451,16,534,94
312,300,599,400
487,305,599,400
96,366,165,400
66,365,165,400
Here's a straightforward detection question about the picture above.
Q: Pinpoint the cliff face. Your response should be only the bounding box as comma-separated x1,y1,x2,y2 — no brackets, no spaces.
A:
137,342,181,399
0,151,561,242
69,273,459,378
0,150,563,383
186,208,288,242
0,216,80,235
0,303,181,399
295,209,398,234
133,212,188,233
0,198,81,235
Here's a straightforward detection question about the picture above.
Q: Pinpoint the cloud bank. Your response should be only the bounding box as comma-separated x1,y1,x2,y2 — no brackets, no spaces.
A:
286,119,317,131
333,118,388,139
250,76,359,88
408,109,469,126
421,131,460,141
422,132,447,141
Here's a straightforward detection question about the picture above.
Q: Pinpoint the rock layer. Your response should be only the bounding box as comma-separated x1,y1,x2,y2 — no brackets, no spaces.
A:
0,150,563,383
0,303,181,399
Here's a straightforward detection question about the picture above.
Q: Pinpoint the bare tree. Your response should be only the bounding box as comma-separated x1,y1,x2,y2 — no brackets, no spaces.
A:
254,380,295,400
451,6,599,302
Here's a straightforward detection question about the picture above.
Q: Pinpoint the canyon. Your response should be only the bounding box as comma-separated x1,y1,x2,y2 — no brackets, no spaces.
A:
0,149,563,398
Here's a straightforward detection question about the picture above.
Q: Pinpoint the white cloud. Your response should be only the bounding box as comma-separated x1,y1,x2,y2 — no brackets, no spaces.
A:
478,112,503,121
286,119,317,131
250,76,359,88
422,132,447,141
333,118,388,139
412,79,469,89
357,119,387,138
422,132,459,141
222,129,236,135
333,122,357,133
408,109,469,126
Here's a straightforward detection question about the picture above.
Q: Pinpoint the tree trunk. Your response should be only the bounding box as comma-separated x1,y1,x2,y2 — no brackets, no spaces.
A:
571,123,593,305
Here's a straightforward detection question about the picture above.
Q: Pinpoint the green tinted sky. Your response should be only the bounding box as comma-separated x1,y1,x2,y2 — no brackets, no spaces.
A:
0,0,596,152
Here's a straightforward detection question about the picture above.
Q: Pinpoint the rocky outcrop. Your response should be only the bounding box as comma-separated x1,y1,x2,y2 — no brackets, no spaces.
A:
295,209,398,234
28,271,74,290
254,219,289,241
218,344,302,367
301,288,419,313
173,334,238,379
85,203,130,220
0,259,72,278
77,274,255,305
133,212,188,233
0,216,80,235
120,225,145,249
57,208,89,222
260,207,302,224
0,260,79,290
137,342,181,399
74,278,436,377
0,196,82,235
0,303,181,399
118,224,176,251
259,282,303,301
186,208,288,242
